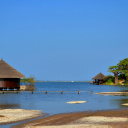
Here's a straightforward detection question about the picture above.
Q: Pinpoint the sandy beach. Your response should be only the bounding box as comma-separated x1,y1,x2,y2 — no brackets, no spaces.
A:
12,109,128,128
0,109,43,125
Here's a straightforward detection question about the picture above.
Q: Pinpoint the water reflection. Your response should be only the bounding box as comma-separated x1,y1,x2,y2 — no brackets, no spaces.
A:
110,97,128,108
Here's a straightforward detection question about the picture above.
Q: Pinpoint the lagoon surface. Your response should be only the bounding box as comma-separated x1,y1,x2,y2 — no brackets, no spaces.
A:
2,82,128,128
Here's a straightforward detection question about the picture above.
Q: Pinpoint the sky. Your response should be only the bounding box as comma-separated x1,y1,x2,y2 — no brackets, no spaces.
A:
0,0,128,81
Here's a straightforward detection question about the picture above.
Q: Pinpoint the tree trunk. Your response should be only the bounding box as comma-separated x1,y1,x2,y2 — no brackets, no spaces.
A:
114,72,118,85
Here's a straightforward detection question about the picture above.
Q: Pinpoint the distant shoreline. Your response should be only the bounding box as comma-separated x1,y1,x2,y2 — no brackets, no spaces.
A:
36,81,92,82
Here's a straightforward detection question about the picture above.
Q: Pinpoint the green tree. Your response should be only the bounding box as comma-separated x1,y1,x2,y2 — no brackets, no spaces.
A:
117,58,128,82
20,75,36,90
26,75,36,86
108,65,119,85
20,78,28,83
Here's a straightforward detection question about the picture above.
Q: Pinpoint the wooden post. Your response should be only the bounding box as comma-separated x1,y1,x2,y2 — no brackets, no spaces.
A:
61,90,63,94
91,90,93,94
15,91,18,94
31,91,33,94
45,91,47,94
78,91,80,94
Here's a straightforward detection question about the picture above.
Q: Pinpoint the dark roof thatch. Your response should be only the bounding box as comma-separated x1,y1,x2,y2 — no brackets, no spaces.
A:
92,72,106,80
0,59,26,78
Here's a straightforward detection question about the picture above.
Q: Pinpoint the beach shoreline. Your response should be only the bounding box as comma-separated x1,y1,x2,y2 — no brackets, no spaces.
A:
11,108,128,128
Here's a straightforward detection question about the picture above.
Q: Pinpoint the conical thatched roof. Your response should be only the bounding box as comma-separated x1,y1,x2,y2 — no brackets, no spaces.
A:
0,59,26,78
92,72,105,80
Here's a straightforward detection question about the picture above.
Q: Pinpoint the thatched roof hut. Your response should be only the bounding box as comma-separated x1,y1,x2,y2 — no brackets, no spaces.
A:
0,59,26,78
0,58,26,90
92,72,105,80
92,72,106,85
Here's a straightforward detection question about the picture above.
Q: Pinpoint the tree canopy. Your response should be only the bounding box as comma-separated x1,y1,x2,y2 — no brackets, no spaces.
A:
108,65,119,74
108,58,128,84
118,58,128,79
20,75,36,85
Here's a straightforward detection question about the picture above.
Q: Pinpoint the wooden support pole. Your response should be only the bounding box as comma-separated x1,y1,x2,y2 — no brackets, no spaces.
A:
91,90,93,94
61,90,63,94
15,91,18,94
45,91,47,94
2,91,4,94
78,91,80,94
31,91,33,94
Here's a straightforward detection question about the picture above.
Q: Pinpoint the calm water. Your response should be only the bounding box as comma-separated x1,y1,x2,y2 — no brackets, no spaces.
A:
2,82,128,128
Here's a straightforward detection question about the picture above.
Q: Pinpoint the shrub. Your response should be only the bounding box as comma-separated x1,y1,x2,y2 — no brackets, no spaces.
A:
105,79,114,85
104,75,114,83
124,81,128,85
116,83,122,85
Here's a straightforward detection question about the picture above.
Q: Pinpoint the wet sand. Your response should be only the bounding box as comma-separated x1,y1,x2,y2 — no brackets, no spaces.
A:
12,109,128,128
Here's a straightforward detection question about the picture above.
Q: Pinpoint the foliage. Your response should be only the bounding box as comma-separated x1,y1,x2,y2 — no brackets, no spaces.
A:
105,79,114,85
20,75,36,84
107,58,128,85
104,75,114,83
20,78,28,83
20,75,36,91
117,58,128,81
26,75,36,86
115,83,122,85
118,74,126,80
124,81,128,85
108,65,119,73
